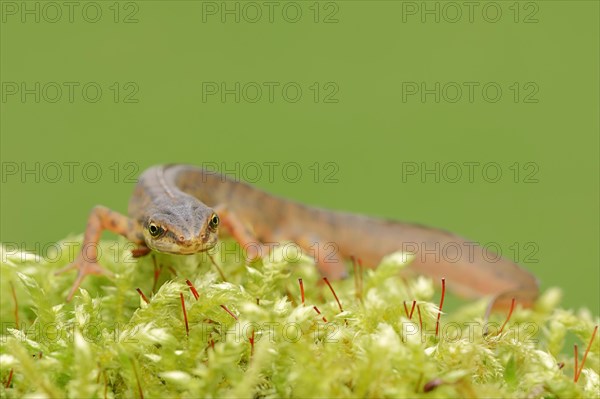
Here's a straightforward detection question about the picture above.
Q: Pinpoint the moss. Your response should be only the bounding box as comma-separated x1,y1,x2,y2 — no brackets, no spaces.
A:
1,237,598,398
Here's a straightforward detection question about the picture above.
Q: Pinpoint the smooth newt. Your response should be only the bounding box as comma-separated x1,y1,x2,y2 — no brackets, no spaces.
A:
57,164,539,310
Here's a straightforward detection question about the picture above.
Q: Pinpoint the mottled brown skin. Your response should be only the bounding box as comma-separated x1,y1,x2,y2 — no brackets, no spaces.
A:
58,164,539,309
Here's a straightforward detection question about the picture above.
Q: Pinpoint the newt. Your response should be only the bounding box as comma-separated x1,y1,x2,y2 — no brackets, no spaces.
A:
57,164,539,310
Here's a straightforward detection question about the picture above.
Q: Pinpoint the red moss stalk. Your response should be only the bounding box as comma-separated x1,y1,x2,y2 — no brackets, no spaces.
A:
313,306,327,323
180,293,189,336
575,325,598,383
4,368,13,388
409,300,417,320
435,278,446,338
323,277,343,312
498,298,516,335
249,329,255,358
220,304,238,320
298,278,305,306
186,279,200,300
136,288,150,304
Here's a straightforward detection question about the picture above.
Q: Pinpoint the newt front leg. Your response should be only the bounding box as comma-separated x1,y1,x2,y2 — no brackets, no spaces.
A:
55,205,145,301
214,204,269,262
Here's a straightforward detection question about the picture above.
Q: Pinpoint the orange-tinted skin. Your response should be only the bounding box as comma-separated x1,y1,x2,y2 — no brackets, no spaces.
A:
58,164,539,309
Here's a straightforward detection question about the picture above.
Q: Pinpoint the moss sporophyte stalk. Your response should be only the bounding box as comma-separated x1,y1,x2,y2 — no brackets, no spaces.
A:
1,239,598,398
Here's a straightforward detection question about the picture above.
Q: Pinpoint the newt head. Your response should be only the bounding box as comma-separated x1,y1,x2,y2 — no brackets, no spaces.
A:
141,197,219,254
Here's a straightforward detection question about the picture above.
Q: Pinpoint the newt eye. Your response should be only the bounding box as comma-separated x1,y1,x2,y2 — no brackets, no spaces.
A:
209,214,220,230
148,223,164,237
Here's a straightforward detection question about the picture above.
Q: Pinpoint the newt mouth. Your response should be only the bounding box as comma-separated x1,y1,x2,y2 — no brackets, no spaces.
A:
177,234,218,254
176,238,218,254
150,233,218,255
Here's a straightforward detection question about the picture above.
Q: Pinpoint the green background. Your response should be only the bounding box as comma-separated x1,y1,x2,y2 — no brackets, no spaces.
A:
1,1,598,313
